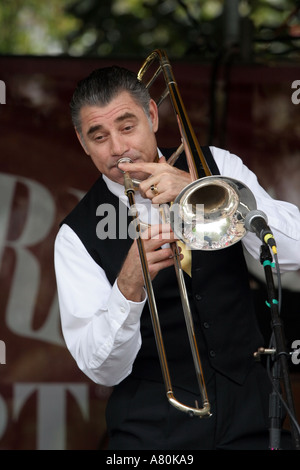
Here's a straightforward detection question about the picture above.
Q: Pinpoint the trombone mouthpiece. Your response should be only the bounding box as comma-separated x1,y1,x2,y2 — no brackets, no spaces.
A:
117,157,140,189
117,157,133,173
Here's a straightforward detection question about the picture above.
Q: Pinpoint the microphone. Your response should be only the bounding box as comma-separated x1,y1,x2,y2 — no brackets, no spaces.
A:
244,210,277,253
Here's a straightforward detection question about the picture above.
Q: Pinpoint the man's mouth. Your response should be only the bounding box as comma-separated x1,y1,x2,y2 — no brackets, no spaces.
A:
116,157,134,171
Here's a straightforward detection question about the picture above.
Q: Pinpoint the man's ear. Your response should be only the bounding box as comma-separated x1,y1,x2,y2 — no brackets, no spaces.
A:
149,99,159,133
75,129,89,155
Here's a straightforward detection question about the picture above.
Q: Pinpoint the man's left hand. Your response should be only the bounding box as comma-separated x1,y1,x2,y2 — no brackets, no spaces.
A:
119,156,192,203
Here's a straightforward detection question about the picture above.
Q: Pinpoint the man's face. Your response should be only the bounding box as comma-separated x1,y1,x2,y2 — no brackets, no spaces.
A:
76,91,159,184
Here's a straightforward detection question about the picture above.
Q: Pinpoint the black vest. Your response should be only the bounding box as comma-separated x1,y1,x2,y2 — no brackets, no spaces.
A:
62,147,265,391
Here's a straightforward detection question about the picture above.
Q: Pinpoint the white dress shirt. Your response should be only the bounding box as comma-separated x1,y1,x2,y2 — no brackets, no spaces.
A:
54,147,300,386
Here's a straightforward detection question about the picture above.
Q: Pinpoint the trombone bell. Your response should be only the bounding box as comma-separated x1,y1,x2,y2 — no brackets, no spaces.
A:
171,176,257,250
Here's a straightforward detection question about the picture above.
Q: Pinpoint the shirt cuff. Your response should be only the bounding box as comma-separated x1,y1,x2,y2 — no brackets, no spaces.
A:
109,279,147,326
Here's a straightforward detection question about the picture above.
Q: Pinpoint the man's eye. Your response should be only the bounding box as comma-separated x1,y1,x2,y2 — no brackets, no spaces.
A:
123,125,134,132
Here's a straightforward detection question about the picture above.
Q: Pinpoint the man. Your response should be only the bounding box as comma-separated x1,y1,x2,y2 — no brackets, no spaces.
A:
54,65,300,450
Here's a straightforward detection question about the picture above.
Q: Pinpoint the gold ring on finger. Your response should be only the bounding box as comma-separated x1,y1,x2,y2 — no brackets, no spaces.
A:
150,184,159,195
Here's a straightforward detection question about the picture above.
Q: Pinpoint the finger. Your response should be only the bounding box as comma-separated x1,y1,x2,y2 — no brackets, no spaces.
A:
147,247,184,277
140,223,175,241
148,244,182,261
138,176,159,199
158,155,167,164
142,235,180,256
118,161,168,176
148,246,174,262
117,161,153,176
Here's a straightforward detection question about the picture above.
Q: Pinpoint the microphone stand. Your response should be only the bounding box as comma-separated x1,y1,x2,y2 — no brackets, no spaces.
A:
259,243,300,450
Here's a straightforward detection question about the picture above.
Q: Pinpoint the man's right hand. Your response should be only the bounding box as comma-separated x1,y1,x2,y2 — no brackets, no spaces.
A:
117,223,182,302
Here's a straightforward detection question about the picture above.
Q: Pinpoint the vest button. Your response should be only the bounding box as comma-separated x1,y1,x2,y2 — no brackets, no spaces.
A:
209,350,216,358
203,322,210,329
195,294,202,301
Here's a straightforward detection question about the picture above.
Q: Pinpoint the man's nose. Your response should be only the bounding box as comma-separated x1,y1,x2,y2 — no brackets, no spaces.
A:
110,135,129,156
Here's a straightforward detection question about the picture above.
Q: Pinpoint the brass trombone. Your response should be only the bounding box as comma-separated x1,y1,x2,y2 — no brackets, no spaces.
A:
120,49,256,418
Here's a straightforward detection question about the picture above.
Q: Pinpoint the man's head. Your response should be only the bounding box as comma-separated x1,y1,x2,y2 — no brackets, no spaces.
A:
70,66,159,184
70,66,152,138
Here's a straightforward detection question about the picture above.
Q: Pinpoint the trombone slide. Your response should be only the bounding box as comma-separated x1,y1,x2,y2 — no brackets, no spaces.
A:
124,171,211,418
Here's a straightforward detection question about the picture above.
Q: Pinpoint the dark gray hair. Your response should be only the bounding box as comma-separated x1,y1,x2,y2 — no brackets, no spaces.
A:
70,66,151,135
